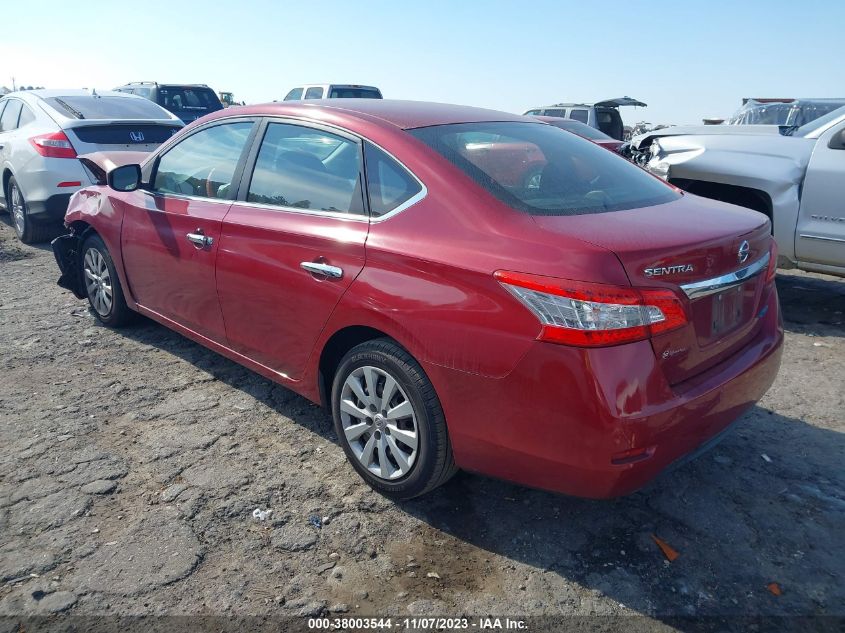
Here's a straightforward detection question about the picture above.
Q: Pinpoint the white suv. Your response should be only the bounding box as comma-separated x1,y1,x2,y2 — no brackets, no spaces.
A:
283,84,382,100
524,97,646,140
0,89,182,243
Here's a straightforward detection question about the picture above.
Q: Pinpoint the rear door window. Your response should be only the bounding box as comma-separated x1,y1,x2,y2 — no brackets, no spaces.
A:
246,122,364,215
284,88,304,101
569,109,589,123
304,87,324,99
153,121,254,199
544,109,566,117
0,100,23,132
364,142,423,217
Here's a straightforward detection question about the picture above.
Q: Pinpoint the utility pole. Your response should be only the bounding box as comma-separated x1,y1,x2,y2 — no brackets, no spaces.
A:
11,77,15,91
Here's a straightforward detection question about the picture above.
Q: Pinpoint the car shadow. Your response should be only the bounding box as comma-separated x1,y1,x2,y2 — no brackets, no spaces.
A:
776,271,845,339
112,310,844,622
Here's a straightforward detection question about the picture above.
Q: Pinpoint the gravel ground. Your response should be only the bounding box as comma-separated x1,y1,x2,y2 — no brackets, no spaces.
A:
0,218,843,629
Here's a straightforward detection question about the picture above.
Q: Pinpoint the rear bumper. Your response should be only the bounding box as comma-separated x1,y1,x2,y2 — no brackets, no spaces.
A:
26,194,73,224
423,286,784,498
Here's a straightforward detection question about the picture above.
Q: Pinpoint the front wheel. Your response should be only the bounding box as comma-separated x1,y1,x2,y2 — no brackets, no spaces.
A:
80,234,133,327
331,339,457,499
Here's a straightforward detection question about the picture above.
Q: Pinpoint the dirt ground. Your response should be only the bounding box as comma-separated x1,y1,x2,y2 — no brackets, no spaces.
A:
0,218,843,630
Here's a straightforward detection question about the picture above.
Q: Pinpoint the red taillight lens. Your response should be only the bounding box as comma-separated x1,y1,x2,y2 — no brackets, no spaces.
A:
29,131,77,159
765,240,778,283
494,270,688,347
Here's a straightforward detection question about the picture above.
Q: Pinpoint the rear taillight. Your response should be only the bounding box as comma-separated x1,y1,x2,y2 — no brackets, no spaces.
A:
494,270,688,347
29,131,77,159
765,240,778,283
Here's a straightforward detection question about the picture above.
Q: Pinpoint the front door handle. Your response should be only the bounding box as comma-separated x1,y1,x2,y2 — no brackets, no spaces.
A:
300,261,343,279
186,230,213,248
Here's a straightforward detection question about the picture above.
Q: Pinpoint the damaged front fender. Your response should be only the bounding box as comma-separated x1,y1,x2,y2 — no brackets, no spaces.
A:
51,232,85,299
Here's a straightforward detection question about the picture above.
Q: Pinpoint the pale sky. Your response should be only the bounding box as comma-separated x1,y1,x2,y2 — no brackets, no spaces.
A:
3,0,842,126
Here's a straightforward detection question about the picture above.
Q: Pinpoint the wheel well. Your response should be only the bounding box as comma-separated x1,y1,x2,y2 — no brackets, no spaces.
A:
2,169,12,199
318,326,394,407
670,178,773,228
67,219,95,239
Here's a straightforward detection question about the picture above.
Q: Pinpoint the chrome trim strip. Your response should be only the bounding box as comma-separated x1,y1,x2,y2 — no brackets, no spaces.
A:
799,233,845,243
680,252,770,300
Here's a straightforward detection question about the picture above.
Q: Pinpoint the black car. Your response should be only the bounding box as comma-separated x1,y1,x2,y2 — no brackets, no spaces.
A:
114,82,223,124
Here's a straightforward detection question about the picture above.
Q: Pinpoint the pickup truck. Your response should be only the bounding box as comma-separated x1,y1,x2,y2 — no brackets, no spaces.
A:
643,107,845,278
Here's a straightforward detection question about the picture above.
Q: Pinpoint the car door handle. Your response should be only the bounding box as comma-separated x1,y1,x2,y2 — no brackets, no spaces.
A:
300,261,343,279
186,230,213,248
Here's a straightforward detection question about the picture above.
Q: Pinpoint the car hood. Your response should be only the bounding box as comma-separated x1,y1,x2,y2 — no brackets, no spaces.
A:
630,124,784,150
653,133,816,171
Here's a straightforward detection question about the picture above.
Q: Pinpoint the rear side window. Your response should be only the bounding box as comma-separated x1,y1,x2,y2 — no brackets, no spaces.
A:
569,109,589,123
304,87,324,99
0,100,23,132
524,109,541,116
544,109,566,117
410,121,678,216
17,105,35,127
284,88,304,101
153,122,254,199
246,122,364,215
156,87,222,113
44,96,171,120
364,143,422,217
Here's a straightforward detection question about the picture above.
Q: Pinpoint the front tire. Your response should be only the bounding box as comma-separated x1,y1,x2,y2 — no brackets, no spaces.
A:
80,234,133,327
331,339,457,499
7,177,54,244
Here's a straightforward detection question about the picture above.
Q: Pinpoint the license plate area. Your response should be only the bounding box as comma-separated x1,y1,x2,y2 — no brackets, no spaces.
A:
710,284,746,336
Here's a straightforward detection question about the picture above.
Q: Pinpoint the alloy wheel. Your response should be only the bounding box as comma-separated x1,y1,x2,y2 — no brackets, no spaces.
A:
10,184,25,235
339,365,419,480
83,247,113,317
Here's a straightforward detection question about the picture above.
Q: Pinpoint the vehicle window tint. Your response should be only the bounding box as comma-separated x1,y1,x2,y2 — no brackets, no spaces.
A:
544,109,565,117
328,87,381,99
44,96,170,120
304,87,324,99
247,122,364,214
0,100,23,132
364,143,422,217
284,88,304,101
17,104,35,127
569,109,589,123
153,122,254,199
411,121,679,217
157,87,222,113
524,110,541,116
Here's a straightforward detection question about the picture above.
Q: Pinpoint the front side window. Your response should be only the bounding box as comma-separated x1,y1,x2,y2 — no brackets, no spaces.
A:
153,122,254,199
247,122,364,214
0,100,23,132
569,109,589,123
364,143,422,217
304,87,324,99
410,121,679,216
284,88,304,101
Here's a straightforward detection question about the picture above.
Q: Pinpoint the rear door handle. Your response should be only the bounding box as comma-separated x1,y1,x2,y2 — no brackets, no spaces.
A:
186,230,213,248
300,261,343,279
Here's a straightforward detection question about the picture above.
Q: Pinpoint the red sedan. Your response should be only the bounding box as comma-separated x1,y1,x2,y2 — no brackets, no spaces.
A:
52,100,783,499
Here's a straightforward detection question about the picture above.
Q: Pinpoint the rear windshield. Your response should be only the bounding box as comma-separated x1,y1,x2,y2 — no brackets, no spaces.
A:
410,122,678,216
44,96,172,120
156,87,222,112
548,119,612,140
328,87,382,99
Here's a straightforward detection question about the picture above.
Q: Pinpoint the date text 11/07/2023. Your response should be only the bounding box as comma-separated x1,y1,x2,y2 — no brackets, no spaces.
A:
307,617,528,630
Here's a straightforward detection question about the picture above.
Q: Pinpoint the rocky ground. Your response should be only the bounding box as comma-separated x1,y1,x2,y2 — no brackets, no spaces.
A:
0,219,843,630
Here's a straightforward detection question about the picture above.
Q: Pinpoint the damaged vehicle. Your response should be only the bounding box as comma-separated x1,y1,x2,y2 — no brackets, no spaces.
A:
645,106,845,278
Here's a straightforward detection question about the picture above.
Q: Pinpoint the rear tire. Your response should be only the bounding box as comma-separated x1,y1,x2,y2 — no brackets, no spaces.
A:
331,339,457,499
80,234,133,327
7,177,54,244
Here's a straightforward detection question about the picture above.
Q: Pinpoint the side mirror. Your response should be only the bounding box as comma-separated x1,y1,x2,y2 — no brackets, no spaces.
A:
828,128,845,150
108,164,142,192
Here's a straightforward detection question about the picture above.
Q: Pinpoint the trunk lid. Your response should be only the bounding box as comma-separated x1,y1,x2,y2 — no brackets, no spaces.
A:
532,195,772,385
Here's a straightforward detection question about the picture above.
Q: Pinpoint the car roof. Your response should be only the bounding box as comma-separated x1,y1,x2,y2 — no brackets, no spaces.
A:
216,99,531,130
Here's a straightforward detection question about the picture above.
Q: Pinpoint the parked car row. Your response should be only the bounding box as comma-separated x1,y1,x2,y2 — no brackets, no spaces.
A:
44,98,783,500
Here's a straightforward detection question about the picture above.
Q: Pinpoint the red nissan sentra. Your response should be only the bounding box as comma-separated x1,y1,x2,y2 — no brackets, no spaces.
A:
52,100,783,499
